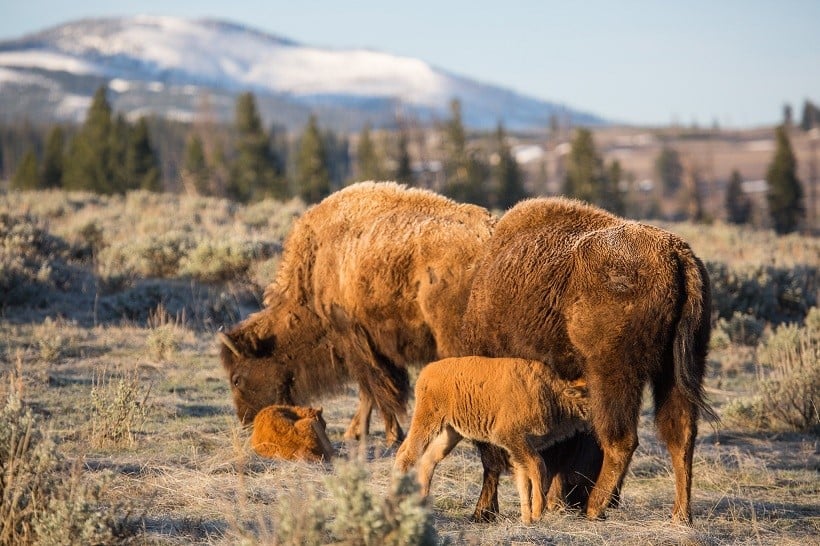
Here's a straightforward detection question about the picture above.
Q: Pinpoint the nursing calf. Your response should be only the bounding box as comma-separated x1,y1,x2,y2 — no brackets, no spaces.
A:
394,356,589,524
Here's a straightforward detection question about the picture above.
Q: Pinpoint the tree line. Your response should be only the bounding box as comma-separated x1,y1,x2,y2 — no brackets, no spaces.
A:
3,87,810,234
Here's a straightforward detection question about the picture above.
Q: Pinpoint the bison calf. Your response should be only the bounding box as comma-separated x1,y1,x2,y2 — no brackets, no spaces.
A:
394,356,589,524
251,405,334,462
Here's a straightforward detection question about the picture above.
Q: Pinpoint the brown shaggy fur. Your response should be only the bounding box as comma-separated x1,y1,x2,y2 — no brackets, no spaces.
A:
250,405,334,462
219,182,496,445
395,356,589,524
462,197,715,524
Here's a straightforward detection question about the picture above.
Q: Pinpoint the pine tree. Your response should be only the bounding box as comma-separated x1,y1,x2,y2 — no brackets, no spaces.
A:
493,123,527,209
766,125,805,234
394,127,413,184
564,128,603,204
228,92,286,202
11,149,39,190
182,133,209,195
63,86,115,193
655,146,684,198
296,114,331,203
40,126,64,189
355,123,383,181
126,117,162,192
604,159,626,215
725,169,752,225
109,114,131,191
442,99,488,205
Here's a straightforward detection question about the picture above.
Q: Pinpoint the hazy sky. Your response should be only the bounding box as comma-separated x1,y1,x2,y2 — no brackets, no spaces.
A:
2,0,818,127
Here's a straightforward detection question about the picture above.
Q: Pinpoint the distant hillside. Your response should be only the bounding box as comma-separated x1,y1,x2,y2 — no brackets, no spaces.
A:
0,16,605,131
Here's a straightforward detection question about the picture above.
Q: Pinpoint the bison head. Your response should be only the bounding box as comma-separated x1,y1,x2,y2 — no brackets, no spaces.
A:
218,304,330,425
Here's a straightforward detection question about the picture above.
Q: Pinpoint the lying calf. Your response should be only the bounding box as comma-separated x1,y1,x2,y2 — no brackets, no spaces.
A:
251,405,334,462
394,356,589,524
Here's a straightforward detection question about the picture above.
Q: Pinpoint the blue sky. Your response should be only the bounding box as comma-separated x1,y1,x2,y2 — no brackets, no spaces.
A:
2,0,818,127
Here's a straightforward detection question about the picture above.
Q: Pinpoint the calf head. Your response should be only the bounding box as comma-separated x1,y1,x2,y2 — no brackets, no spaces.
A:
560,378,590,419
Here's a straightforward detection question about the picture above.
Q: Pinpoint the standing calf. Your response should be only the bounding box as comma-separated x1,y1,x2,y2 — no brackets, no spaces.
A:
394,356,589,524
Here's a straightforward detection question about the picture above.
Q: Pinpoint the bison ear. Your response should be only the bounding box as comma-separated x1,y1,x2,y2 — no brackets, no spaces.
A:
564,378,588,399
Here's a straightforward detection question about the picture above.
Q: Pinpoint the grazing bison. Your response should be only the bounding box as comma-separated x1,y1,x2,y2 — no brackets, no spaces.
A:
394,356,589,524
219,182,496,445
251,405,334,462
462,197,716,524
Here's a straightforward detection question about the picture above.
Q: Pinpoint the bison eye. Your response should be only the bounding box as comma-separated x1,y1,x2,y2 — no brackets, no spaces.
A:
232,375,243,389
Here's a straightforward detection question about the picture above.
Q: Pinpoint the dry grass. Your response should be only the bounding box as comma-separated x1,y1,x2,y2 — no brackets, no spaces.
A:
1,189,818,544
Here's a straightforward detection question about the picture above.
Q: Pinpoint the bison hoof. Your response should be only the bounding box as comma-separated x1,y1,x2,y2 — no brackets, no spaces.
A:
471,509,498,523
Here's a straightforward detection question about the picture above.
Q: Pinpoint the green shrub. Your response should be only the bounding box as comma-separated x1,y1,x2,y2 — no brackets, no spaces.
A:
707,261,818,324
714,312,766,347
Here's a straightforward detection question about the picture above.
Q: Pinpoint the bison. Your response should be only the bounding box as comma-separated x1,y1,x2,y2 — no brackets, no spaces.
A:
219,181,496,445
462,197,716,524
394,356,589,524
251,404,334,462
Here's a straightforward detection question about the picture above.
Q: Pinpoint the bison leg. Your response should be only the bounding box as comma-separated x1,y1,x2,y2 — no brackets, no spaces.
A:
472,442,506,522
655,383,698,524
344,391,374,441
382,411,405,447
585,373,641,521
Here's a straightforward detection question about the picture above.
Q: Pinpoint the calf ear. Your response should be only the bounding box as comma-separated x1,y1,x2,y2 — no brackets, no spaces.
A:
564,378,588,398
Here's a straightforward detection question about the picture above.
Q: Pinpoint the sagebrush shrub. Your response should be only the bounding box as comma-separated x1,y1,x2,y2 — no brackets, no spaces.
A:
0,374,125,544
755,309,819,431
268,461,441,546
89,371,151,448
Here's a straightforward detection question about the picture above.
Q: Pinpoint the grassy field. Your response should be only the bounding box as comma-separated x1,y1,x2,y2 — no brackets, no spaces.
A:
1,189,818,545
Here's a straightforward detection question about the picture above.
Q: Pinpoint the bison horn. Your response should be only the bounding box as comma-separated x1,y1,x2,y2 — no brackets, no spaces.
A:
218,332,242,358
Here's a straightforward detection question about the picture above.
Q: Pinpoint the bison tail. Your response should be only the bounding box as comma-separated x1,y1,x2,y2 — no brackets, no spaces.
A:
673,248,719,424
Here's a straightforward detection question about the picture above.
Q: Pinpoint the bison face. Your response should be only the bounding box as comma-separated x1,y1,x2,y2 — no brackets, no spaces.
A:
219,330,296,425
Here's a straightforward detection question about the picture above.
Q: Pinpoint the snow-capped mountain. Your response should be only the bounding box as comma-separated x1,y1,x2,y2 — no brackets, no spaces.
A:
0,16,604,130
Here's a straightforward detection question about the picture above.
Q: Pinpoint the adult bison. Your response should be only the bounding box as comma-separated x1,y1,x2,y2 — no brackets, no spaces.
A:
218,182,495,445
462,197,716,524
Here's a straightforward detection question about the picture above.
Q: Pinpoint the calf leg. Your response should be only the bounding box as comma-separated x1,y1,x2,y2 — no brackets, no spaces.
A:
510,444,550,524
416,425,462,496
473,442,506,522
655,383,699,524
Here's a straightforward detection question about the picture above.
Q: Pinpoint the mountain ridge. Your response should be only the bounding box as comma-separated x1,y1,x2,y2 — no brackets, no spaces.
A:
0,16,605,131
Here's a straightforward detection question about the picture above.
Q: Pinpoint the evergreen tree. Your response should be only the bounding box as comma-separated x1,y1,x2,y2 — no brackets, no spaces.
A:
228,92,286,202
182,133,209,195
800,100,820,131
604,159,626,215
725,169,752,225
296,114,331,203
655,146,684,197
63,86,116,193
110,114,132,191
355,123,383,182
323,129,350,189
40,126,64,189
563,128,603,204
11,149,39,190
766,125,805,234
394,127,413,184
493,123,527,209
442,99,488,206
126,117,161,192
